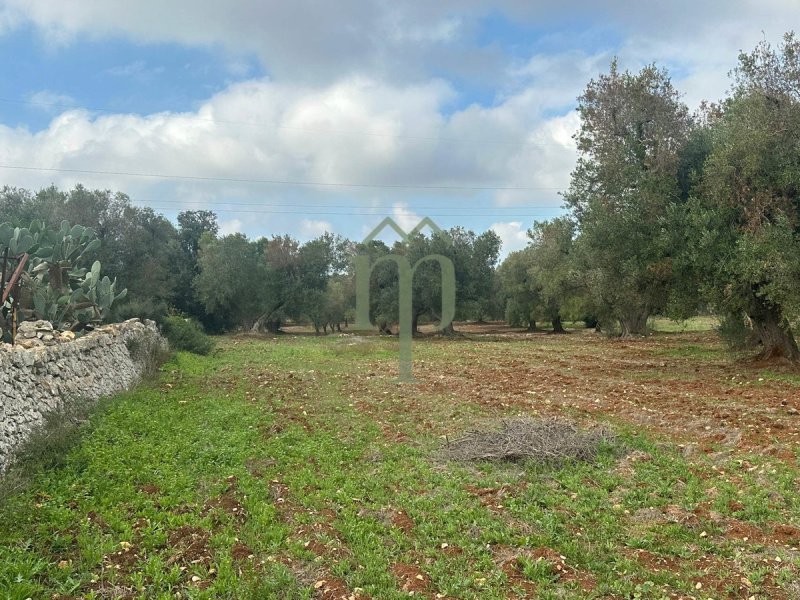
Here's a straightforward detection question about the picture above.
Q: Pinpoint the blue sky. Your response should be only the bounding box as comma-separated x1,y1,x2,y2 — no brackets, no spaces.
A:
0,24,264,130
0,1,797,255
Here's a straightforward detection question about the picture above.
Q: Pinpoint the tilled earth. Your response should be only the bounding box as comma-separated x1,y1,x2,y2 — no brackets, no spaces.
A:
339,326,800,456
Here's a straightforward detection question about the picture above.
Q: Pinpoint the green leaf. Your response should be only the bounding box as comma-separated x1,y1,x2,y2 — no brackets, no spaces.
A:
0,223,13,246
81,238,101,255
33,291,46,317
34,246,53,259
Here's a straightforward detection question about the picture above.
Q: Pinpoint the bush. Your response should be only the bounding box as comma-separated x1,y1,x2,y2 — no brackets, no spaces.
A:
161,316,215,355
717,313,759,351
112,297,170,323
125,333,170,379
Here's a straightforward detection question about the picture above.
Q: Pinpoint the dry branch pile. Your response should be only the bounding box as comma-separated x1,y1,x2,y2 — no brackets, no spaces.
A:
443,417,613,464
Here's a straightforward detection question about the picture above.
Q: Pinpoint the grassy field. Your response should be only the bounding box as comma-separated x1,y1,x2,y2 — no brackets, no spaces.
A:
2,325,800,599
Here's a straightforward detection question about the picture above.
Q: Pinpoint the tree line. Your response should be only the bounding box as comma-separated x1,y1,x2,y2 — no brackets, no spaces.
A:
501,33,800,361
0,186,501,337
2,33,799,361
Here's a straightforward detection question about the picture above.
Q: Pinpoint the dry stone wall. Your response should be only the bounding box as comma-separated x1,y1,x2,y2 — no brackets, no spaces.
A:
0,318,166,472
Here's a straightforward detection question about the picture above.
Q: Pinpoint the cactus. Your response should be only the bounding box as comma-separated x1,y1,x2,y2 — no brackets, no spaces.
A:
1,220,126,332
0,222,41,256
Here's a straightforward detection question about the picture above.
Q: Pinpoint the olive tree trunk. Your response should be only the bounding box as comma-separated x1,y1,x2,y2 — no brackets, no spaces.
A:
749,297,800,362
551,316,566,334
618,310,649,337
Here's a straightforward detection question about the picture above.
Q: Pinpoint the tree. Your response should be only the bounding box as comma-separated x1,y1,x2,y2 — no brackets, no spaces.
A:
416,227,500,333
194,233,266,330
684,33,800,361
497,248,540,331
322,274,355,332
527,217,578,333
257,235,301,333
564,61,691,335
174,210,219,321
110,206,181,316
357,240,399,334
455,228,502,322
295,235,336,332
294,233,356,333
0,184,184,323
178,210,219,260
0,187,36,224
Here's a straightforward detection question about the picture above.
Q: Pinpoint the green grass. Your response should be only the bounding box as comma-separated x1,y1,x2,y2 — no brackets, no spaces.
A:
754,369,800,385
648,316,720,333
1,334,798,599
651,343,727,360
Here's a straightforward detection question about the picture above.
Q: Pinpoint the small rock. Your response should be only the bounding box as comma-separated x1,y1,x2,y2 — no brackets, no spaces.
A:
16,338,41,349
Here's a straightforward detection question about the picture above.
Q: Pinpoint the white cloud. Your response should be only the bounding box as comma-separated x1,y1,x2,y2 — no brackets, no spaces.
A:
225,58,253,78
387,15,462,43
391,202,423,233
0,74,576,212
106,60,164,79
4,1,797,92
2,0,799,245
490,221,529,257
300,218,332,239
26,90,76,113
219,218,242,235
508,50,611,111
0,1,485,83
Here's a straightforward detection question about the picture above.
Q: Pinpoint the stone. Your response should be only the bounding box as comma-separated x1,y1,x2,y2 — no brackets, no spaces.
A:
16,338,41,349
0,320,166,473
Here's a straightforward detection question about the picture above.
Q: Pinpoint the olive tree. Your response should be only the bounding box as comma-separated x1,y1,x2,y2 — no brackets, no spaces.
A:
684,33,800,360
564,61,692,335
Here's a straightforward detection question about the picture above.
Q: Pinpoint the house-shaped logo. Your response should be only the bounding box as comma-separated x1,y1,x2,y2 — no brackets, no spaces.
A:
355,216,455,382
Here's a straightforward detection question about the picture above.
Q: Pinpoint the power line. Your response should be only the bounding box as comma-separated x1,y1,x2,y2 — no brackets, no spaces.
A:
1,96,573,147
0,164,564,192
131,198,564,210
144,205,560,217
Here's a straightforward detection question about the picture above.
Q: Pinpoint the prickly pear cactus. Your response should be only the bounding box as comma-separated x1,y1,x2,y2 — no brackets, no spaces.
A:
1,220,126,332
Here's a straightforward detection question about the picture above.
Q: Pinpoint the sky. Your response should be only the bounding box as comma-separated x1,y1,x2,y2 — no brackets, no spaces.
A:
0,1,798,256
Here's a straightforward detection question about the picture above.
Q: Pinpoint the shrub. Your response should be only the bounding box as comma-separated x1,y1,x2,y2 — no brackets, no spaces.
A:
125,333,170,379
717,313,759,351
161,316,215,355
112,297,170,323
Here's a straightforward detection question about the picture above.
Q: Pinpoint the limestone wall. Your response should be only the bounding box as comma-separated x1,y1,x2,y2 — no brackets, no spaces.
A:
0,318,166,472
